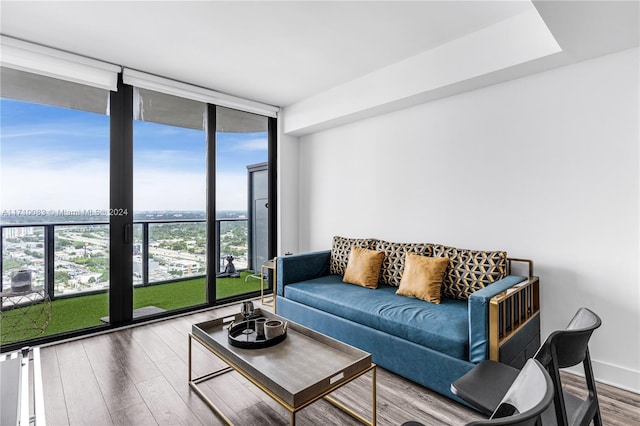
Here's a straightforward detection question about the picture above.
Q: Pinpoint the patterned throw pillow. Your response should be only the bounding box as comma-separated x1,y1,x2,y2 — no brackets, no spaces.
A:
330,236,377,275
375,240,433,286
432,244,507,300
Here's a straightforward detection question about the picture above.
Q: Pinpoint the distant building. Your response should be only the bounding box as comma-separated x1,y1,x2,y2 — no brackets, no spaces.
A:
169,260,199,275
133,256,159,276
4,227,35,238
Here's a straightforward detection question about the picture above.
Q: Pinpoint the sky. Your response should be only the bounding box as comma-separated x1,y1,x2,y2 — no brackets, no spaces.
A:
0,98,268,212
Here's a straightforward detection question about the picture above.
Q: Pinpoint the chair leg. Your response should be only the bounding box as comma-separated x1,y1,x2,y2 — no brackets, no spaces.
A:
548,358,569,426
583,351,603,426
593,409,603,426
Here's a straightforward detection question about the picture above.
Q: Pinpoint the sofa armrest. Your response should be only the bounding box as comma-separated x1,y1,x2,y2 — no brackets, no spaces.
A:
276,250,331,296
468,275,532,363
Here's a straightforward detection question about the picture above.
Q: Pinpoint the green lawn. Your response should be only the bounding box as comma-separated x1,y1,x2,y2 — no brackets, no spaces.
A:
1,271,265,344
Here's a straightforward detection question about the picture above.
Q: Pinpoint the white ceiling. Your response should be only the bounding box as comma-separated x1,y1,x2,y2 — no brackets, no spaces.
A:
0,1,638,113
1,1,534,107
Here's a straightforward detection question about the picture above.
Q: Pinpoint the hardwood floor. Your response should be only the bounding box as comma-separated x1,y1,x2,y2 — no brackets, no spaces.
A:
39,303,640,425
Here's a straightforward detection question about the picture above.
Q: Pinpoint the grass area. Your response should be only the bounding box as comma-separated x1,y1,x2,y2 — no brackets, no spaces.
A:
1,271,264,344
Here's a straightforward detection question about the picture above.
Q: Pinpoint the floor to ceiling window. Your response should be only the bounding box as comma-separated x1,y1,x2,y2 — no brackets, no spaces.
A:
0,40,277,350
214,107,269,300
0,67,112,343
132,88,207,316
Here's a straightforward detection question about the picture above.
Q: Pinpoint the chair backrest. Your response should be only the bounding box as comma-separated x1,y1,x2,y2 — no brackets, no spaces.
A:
465,359,554,426
533,307,603,426
534,307,602,369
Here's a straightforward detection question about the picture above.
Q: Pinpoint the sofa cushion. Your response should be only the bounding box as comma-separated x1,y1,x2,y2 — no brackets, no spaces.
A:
433,245,507,300
284,275,470,360
375,240,433,286
343,247,385,289
330,236,377,275
396,254,449,304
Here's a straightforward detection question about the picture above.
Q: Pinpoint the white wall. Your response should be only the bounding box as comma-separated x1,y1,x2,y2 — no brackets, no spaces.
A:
289,47,639,392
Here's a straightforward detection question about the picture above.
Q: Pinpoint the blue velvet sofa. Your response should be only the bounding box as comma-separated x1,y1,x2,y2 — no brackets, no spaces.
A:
276,246,541,402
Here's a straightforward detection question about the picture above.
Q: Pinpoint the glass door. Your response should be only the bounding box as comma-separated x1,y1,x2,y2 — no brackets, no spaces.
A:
215,107,268,301
131,88,208,316
248,163,269,271
1,68,111,343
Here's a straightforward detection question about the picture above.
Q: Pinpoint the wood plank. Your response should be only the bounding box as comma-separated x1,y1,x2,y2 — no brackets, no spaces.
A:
55,341,113,426
130,324,179,362
108,329,162,384
147,322,191,362
136,375,203,426
332,368,416,426
295,398,362,425
154,354,230,426
204,370,263,414
169,315,230,377
236,401,287,426
90,364,144,414
38,346,69,425
39,346,60,381
189,339,230,378
41,375,69,426
560,371,640,426
110,402,158,426
82,334,144,413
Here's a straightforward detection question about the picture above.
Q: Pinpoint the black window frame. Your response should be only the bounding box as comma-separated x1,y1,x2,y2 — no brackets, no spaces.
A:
0,73,278,353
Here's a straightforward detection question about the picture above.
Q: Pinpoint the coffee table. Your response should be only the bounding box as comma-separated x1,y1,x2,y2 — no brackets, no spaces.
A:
189,308,376,425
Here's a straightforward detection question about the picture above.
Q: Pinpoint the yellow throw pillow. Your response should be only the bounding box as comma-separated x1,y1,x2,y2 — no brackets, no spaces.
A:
343,246,385,289
396,254,450,304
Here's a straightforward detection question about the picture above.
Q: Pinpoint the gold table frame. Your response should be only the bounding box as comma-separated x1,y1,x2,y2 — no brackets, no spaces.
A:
188,332,376,425
260,258,276,310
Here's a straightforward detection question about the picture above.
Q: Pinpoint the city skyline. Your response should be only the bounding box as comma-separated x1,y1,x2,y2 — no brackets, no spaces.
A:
1,98,268,212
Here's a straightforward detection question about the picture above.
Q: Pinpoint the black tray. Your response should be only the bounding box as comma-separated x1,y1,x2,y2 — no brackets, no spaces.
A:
228,317,287,349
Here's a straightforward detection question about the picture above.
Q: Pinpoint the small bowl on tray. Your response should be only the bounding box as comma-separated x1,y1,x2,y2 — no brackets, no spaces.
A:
227,317,287,349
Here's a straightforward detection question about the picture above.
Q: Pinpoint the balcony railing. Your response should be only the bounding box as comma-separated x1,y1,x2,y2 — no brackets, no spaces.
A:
1,218,249,302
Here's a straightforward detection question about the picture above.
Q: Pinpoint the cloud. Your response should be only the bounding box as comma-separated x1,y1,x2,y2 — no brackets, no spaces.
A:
2,148,108,172
133,169,247,211
134,150,205,172
229,138,268,152
1,144,251,212
0,129,62,139
1,100,250,213
0,121,109,141
215,172,249,211
1,159,110,211
134,168,206,211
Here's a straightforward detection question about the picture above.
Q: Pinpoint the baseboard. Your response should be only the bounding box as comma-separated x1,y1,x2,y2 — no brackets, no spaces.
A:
566,359,640,394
